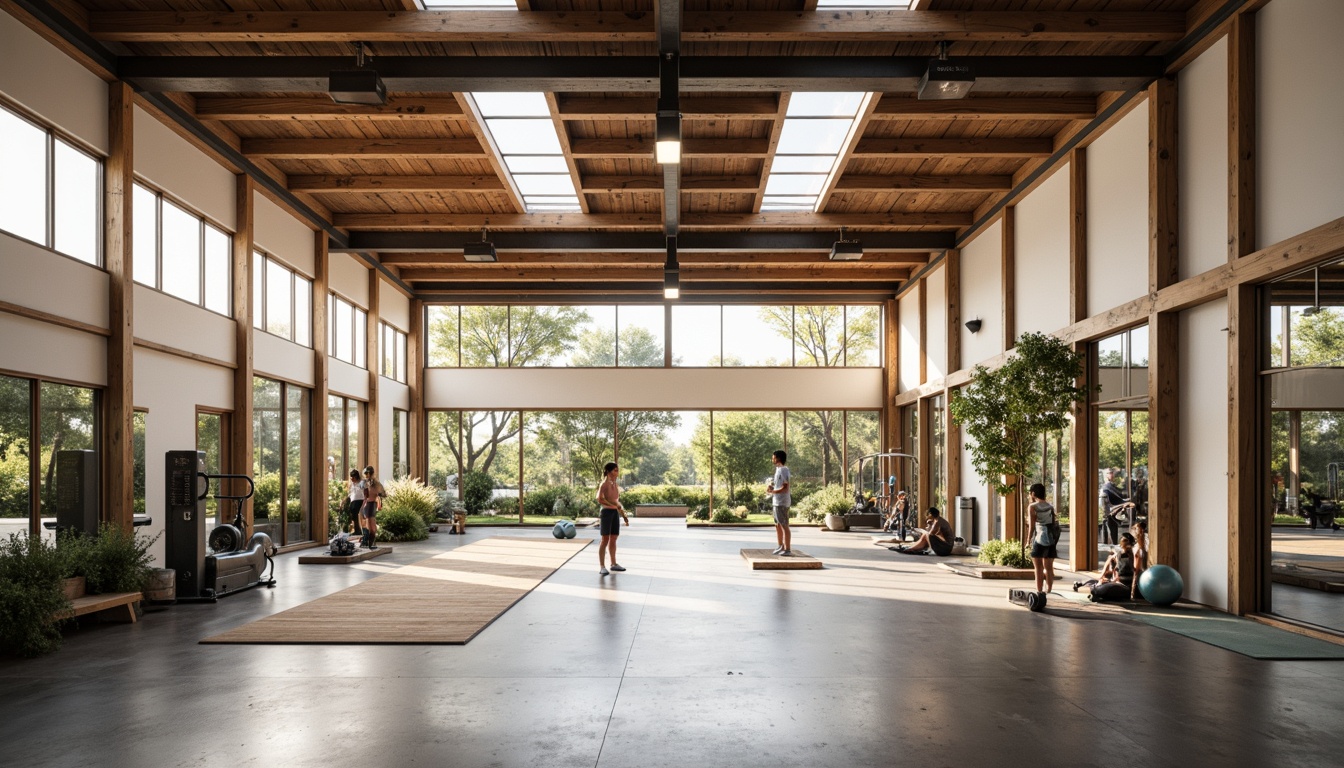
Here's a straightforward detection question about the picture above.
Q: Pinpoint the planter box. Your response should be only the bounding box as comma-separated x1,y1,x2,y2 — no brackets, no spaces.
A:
635,504,689,518
61,577,86,601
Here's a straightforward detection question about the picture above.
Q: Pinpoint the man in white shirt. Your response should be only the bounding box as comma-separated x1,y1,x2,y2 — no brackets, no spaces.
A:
766,450,793,556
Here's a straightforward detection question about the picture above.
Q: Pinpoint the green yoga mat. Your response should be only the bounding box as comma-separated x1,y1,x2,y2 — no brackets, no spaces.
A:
1049,591,1344,660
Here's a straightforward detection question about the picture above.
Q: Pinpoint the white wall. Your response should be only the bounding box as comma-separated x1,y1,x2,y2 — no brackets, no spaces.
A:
898,283,921,390
134,347,232,566
0,234,108,329
425,368,884,410
379,278,411,330
1257,0,1344,249
1086,99,1150,314
329,253,369,307
133,285,235,366
254,332,314,388
253,192,314,277
0,312,106,386
1179,36,1230,279
134,107,235,231
1014,164,1071,336
328,359,369,400
960,220,1003,367
924,266,947,379
0,12,108,153
1178,298,1230,609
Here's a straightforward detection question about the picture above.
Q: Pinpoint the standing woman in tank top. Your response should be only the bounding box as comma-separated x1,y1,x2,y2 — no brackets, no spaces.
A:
595,461,629,576
361,465,385,549
346,468,366,535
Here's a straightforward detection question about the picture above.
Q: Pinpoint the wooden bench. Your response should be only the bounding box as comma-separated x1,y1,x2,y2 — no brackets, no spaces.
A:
54,591,142,624
634,503,689,518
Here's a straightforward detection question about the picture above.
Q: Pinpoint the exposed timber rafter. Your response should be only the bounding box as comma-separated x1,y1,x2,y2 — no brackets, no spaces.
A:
331,212,972,231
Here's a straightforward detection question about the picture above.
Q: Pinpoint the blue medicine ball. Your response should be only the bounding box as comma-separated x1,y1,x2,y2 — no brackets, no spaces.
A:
552,520,576,539
1139,564,1184,607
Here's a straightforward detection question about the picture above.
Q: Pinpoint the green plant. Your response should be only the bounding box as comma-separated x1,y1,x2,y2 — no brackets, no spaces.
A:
86,523,159,594
978,539,1031,569
0,533,69,657
792,484,850,523
383,476,441,527
710,505,747,524
524,484,586,518
327,479,347,535
56,529,96,581
462,470,495,513
376,507,429,542
688,506,710,521
948,332,1090,557
486,494,519,515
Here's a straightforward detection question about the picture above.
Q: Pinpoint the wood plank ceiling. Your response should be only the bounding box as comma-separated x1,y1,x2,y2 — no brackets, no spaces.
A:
66,0,1207,300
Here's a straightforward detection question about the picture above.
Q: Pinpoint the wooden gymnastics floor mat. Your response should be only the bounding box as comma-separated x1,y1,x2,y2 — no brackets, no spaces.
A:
201,536,590,645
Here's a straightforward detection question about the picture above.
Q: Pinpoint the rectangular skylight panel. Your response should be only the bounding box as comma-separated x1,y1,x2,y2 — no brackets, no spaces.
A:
484,118,563,155
775,119,852,155
472,92,549,118
761,196,818,211
513,174,578,196
769,155,838,173
787,92,865,118
422,0,519,9
815,1,912,8
524,197,582,211
504,155,570,174
764,174,827,196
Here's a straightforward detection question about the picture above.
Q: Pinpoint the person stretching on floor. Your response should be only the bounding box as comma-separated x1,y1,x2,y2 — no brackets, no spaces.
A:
596,461,630,576
766,449,793,556
1074,533,1137,602
892,507,954,556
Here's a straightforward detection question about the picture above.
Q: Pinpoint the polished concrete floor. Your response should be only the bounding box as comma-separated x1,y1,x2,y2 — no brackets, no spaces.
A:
4,520,1344,768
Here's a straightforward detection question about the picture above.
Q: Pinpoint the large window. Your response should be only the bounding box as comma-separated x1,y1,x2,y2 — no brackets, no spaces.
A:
381,322,408,382
425,304,880,368
197,410,229,528
0,374,98,541
251,252,311,344
329,293,367,367
132,183,231,314
252,377,312,546
0,103,101,265
392,408,409,480
327,395,363,484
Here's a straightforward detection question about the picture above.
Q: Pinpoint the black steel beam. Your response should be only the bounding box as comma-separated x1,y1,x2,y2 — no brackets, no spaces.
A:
118,56,1165,94
335,230,954,254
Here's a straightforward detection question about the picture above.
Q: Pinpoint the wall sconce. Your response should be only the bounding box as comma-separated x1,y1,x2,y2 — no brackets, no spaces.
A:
965,318,982,334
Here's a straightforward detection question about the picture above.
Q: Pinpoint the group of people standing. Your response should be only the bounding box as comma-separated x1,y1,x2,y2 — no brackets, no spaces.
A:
342,465,386,549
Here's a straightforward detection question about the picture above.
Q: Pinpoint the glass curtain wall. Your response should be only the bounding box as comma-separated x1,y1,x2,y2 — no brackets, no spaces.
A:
708,411,783,512
1093,325,1150,550
326,395,362,483
929,394,947,514
252,377,311,546
787,410,843,491
132,411,146,518
0,376,99,540
392,409,409,479
197,411,228,528
39,382,98,540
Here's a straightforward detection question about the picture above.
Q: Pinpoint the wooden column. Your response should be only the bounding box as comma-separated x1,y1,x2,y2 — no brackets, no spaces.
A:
1001,207,1016,350
310,231,329,537
1069,341,1095,572
943,249,962,531
1227,283,1260,614
408,298,427,482
103,82,135,530
230,176,255,533
1147,75,1180,570
885,297,900,452
1228,11,1256,262
1069,148,1088,325
366,270,381,473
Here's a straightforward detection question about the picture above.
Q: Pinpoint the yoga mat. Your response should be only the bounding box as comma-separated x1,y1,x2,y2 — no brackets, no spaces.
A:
201,536,589,645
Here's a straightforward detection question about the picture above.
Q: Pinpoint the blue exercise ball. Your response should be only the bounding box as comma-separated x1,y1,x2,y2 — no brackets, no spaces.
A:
552,520,576,539
1139,564,1184,606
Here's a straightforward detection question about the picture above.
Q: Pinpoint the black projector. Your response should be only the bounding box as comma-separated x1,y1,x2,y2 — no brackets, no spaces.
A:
328,70,387,106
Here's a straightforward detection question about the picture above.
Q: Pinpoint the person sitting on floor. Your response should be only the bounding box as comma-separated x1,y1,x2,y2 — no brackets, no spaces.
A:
883,490,909,533
891,507,954,556
1074,532,1139,602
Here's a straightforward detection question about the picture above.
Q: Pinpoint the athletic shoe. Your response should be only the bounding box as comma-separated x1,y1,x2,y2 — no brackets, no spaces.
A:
610,564,626,572
599,567,609,576
772,547,785,555
780,550,791,557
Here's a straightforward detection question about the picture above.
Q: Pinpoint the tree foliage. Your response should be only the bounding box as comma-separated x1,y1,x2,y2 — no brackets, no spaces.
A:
691,412,781,498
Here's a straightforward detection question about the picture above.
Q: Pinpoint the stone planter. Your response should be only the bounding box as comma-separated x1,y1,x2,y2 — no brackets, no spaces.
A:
824,514,849,532
61,576,86,601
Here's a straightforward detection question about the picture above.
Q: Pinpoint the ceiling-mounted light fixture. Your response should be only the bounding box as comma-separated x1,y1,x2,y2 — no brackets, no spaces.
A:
664,236,680,300
829,227,863,261
656,51,682,165
917,41,974,101
329,42,387,106
464,225,497,263
1303,267,1322,315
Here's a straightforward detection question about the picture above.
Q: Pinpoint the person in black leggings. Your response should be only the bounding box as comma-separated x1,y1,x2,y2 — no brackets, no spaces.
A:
595,461,630,576
1075,533,1136,602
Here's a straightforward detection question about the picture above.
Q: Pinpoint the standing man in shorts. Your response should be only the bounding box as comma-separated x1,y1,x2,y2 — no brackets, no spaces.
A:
766,450,792,556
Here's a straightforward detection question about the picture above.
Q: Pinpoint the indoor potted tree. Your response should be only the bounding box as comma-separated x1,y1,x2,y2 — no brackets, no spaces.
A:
948,332,1090,559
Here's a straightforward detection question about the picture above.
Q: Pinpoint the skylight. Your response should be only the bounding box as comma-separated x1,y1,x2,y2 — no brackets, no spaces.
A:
815,1,913,8
470,92,582,213
760,92,871,213
421,0,517,8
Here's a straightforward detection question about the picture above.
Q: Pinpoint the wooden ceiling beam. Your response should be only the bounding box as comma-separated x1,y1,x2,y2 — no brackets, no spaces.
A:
335,211,969,230
853,137,1053,157
340,230,954,253
380,252,930,267
871,97,1097,121
289,175,505,192
90,11,1184,43
581,175,759,193
196,96,467,121
397,265,912,282
556,95,778,121
834,174,1013,192
242,137,483,159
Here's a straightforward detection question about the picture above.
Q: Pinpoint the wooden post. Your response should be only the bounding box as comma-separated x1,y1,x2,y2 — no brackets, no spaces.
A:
231,176,255,534
1001,207,1016,350
104,81,135,530
885,297,900,452
1069,149,1088,325
1069,342,1095,572
943,249,962,532
311,231,329,539
366,270,381,473
1149,76,1179,295
1228,12,1256,262
1147,75,1180,570
945,249,962,375
408,298,427,482
1227,283,1260,614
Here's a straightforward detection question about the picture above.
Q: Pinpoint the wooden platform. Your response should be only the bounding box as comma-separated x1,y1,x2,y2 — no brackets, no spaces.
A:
299,546,393,565
741,548,822,570
54,591,141,623
940,562,1035,580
